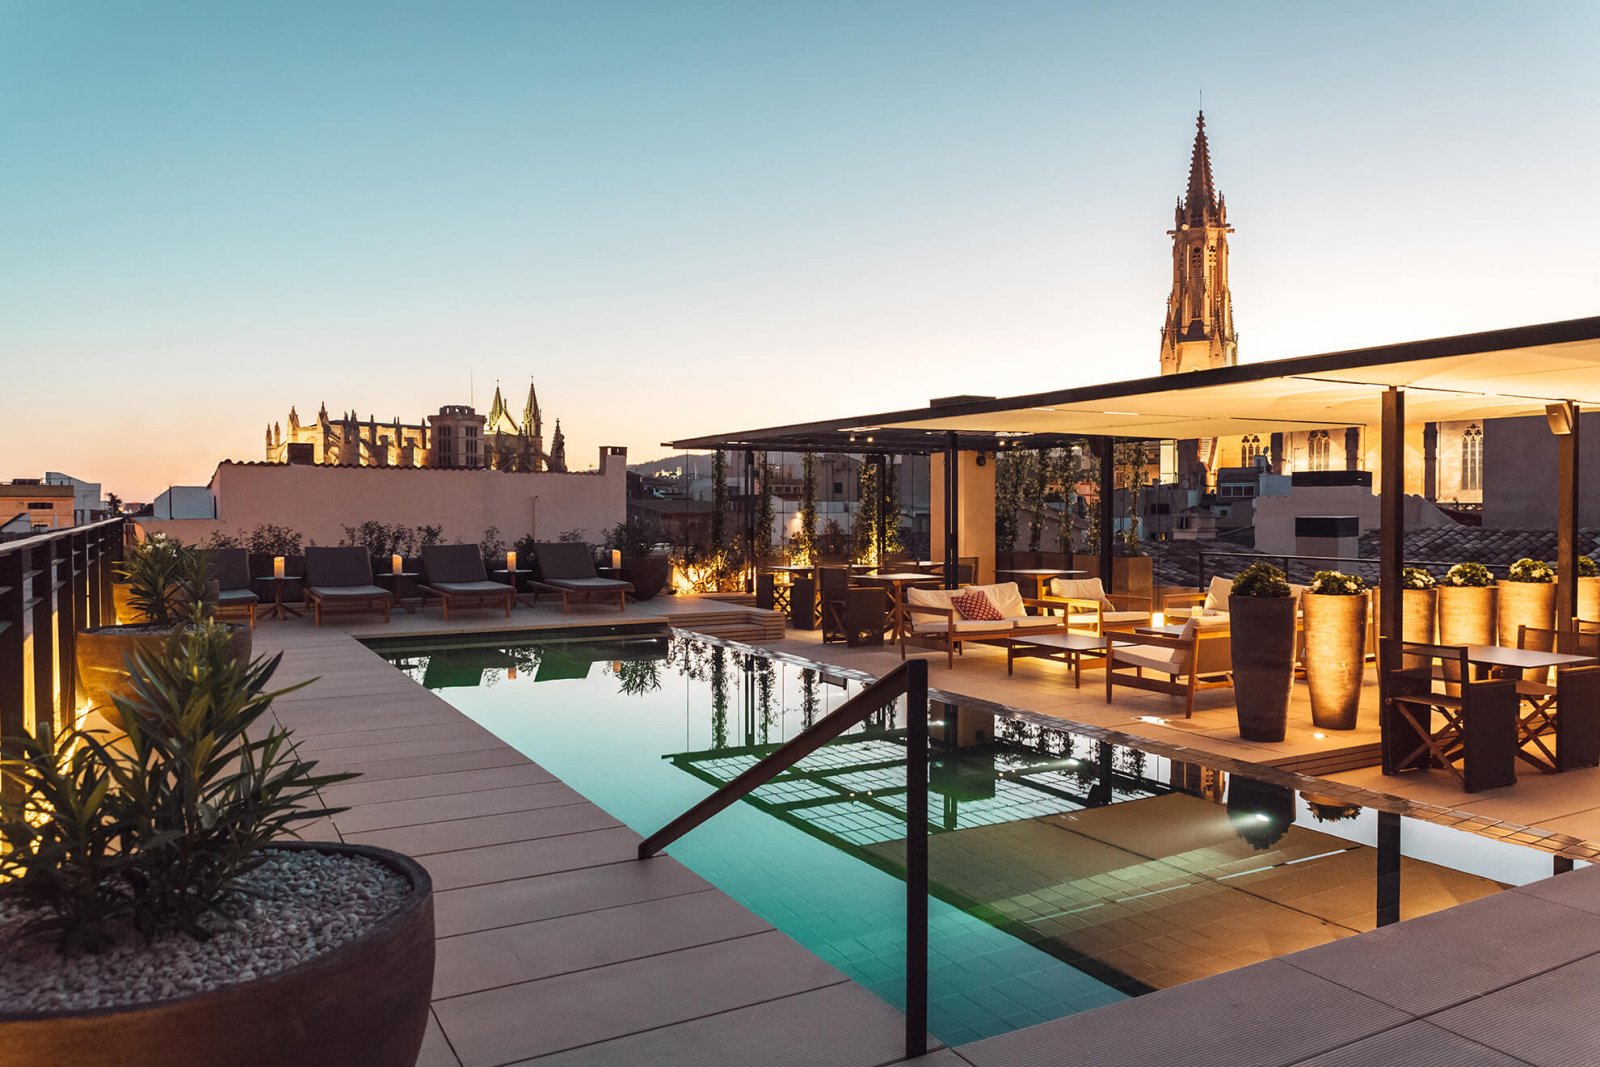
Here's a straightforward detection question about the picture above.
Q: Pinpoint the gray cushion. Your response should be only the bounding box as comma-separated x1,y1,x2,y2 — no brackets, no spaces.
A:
430,580,513,595
216,588,259,606
304,547,375,588
307,583,390,600
544,576,632,592
422,544,488,585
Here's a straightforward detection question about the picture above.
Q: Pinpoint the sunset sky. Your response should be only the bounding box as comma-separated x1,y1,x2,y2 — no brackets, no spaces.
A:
3,1,1596,500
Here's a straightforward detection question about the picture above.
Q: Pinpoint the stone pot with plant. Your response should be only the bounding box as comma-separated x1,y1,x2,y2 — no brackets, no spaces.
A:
1304,570,1368,730
1498,557,1556,651
1400,566,1438,670
75,536,250,728
1576,554,1599,626
606,518,670,600
0,623,434,1067
1228,562,1298,742
1438,562,1496,646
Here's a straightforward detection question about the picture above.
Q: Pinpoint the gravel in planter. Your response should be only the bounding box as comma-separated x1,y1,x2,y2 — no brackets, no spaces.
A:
0,849,409,1014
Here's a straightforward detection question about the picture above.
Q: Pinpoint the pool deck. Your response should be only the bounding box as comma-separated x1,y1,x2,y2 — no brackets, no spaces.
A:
253,596,1600,1066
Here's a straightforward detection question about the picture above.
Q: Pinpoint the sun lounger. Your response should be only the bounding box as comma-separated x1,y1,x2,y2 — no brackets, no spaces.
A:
527,542,633,612
419,544,515,619
303,546,393,626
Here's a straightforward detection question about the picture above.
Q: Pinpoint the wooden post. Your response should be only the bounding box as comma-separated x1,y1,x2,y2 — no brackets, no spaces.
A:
1557,402,1580,633
1098,438,1114,592
1379,387,1406,774
944,432,959,590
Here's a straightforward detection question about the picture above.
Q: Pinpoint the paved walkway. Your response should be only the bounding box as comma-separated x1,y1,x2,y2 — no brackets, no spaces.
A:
256,619,945,1067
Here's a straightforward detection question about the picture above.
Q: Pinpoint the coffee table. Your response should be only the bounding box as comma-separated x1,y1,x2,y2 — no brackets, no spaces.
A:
1006,632,1107,687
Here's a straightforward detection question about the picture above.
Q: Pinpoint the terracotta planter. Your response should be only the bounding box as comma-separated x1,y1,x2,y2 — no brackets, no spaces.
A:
1438,584,1496,646
620,555,670,600
76,625,253,727
1400,587,1437,670
0,842,434,1067
1577,575,1600,626
1304,592,1367,730
111,582,139,625
1228,595,1297,742
1497,580,1556,650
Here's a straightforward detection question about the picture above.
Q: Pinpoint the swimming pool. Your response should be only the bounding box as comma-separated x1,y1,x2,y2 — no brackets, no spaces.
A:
370,631,1558,1045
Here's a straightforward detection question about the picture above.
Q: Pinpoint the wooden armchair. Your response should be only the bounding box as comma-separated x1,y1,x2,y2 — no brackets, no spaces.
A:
1040,577,1152,634
1103,616,1232,718
1513,626,1600,772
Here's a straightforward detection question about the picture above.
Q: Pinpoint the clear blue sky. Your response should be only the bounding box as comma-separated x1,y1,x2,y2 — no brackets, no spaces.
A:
3,1,1596,499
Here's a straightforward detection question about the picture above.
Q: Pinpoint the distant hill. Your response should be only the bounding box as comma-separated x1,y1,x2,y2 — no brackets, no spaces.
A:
630,454,713,479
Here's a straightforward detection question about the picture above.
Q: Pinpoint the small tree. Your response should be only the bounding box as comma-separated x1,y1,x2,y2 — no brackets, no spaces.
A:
882,458,903,557
754,453,776,568
852,460,880,565
711,450,729,552
1027,451,1048,551
994,452,1025,552
796,453,818,564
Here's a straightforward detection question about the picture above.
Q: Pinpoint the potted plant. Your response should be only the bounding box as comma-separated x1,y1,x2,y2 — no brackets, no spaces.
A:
1228,561,1297,742
1398,565,1438,670
1438,561,1496,646
1498,557,1556,651
75,536,249,727
1304,569,1368,730
1576,554,1599,625
0,623,435,1067
606,518,670,600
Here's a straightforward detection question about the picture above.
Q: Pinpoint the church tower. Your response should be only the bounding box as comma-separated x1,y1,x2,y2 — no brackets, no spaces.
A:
1159,112,1237,375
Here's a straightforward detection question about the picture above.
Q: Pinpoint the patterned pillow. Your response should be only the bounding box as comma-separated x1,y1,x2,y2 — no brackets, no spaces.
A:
950,590,1003,622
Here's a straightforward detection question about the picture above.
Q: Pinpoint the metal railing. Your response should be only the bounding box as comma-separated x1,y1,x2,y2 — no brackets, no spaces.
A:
1196,548,1507,590
0,518,126,755
638,658,930,1058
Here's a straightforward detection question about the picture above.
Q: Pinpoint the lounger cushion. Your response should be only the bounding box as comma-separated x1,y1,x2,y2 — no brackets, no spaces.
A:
422,544,490,585
216,588,259,606
305,547,376,589
209,548,254,593
532,542,599,581
307,584,390,600
431,580,513,596
545,577,631,592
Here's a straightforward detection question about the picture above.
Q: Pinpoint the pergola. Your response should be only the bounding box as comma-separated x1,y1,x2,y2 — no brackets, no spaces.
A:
669,313,1600,663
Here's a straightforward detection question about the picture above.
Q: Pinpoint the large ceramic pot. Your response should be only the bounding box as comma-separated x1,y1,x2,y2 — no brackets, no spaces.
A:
76,624,253,727
1497,580,1556,650
1303,592,1367,730
0,842,435,1067
1438,585,1496,646
1577,576,1600,627
1228,595,1298,742
620,554,670,601
1400,587,1437,670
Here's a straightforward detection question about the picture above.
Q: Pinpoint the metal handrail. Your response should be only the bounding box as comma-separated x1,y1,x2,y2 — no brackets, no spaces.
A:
1196,548,1511,590
638,657,930,1058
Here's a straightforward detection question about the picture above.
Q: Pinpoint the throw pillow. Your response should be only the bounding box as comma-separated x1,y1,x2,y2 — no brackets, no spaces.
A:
950,590,1003,622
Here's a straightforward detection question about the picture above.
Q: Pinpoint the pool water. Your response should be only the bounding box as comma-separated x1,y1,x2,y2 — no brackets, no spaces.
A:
371,632,1558,1045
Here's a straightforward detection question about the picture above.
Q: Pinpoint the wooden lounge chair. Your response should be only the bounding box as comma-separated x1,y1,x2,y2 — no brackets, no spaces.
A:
209,547,259,629
419,544,515,619
819,567,884,647
302,547,393,626
1103,615,1232,718
527,542,633,612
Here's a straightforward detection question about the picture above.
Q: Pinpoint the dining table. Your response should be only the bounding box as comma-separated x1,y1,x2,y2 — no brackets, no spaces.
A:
852,571,943,640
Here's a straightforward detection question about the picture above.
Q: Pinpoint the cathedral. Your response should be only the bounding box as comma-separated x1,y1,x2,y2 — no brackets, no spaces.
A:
264,380,569,472
1159,113,1482,507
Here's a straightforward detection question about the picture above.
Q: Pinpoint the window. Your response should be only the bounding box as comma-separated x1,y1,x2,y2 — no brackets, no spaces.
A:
26,501,53,510
1461,424,1483,491
1308,431,1331,472
832,482,844,495
1241,435,1262,464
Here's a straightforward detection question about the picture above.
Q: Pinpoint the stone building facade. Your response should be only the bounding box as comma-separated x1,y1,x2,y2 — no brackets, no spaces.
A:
263,380,568,473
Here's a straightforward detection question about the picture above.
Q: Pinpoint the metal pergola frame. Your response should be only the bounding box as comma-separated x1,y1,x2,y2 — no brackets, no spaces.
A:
667,315,1600,771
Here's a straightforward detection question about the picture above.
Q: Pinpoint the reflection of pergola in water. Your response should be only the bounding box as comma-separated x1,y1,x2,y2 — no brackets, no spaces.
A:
665,711,1503,995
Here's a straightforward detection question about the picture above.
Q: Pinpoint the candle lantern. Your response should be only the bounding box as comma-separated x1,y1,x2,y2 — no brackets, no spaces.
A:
391,554,403,575
273,556,286,580
506,550,517,574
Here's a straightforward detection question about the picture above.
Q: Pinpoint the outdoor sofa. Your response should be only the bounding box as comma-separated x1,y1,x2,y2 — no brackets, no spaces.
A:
1103,614,1233,718
900,581,1062,668
1040,576,1151,634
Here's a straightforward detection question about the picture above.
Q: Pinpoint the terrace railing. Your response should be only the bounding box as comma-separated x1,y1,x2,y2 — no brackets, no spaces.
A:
0,518,125,753
1196,548,1507,590
638,658,931,1058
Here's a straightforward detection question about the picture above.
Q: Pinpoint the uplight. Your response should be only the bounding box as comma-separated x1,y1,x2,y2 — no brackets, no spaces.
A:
1312,732,1327,740
1137,715,1168,726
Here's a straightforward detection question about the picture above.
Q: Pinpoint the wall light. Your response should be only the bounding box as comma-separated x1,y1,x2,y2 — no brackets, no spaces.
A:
1547,401,1576,436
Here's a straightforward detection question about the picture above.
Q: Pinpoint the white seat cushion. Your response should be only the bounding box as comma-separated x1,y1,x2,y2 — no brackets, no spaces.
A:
1102,610,1150,624
1111,644,1183,674
1203,575,1233,612
1050,576,1113,608
966,582,1026,620
912,616,1003,635
1011,615,1061,630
